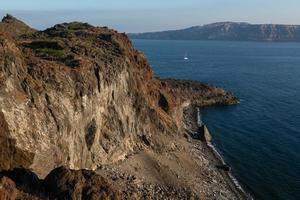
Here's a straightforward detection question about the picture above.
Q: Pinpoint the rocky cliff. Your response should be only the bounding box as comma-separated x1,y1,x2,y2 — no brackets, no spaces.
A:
129,22,300,42
0,15,242,199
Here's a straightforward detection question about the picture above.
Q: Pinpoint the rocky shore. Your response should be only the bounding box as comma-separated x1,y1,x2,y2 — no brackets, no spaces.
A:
0,14,245,199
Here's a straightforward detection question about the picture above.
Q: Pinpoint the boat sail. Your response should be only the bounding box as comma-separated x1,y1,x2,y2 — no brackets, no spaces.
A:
184,53,188,60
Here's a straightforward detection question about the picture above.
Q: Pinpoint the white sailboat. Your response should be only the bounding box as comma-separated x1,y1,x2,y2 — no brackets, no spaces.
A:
184,53,188,60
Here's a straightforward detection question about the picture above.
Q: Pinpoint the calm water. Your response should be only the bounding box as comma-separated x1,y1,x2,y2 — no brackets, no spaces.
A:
133,39,300,200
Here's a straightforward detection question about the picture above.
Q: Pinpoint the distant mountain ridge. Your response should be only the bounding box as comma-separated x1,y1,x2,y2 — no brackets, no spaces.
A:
129,22,300,42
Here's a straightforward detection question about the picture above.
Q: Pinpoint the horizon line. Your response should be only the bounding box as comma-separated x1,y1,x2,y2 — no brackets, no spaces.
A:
1,11,300,34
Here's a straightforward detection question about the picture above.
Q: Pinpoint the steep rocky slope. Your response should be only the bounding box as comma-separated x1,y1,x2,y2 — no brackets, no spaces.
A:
0,15,176,177
129,22,300,42
0,15,242,199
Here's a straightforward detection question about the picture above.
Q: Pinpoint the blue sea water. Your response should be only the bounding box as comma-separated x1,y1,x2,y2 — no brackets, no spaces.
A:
132,39,300,200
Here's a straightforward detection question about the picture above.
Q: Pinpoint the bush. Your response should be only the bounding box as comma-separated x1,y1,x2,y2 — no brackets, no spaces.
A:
26,40,64,50
35,48,65,59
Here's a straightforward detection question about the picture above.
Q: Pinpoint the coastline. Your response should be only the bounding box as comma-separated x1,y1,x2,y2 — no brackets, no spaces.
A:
162,78,247,199
197,113,253,199
205,128,253,200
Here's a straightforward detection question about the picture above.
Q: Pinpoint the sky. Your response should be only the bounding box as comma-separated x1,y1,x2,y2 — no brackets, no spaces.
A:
1,0,300,32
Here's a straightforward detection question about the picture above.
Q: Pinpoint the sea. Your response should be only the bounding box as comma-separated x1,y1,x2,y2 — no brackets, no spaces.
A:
132,39,300,200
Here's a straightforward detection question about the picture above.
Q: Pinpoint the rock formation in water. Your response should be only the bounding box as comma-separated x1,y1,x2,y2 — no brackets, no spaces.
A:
129,22,300,42
0,14,243,199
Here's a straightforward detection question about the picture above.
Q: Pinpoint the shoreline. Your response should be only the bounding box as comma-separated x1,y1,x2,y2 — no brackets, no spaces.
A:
206,135,253,200
197,110,253,199
193,106,252,199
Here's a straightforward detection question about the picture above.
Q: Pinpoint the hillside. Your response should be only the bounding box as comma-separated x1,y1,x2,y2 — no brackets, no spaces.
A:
0,14,243,199
129,22,300,42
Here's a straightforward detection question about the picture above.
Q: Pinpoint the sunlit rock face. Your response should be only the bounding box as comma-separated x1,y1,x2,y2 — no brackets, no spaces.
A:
0,15,176,177
0,15,238,177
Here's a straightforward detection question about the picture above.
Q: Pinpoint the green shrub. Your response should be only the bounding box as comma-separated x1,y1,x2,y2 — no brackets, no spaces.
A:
35,48,65,59
26,40,64,50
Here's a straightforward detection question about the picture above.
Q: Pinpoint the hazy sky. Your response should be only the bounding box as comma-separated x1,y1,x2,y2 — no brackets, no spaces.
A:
1,0,300,32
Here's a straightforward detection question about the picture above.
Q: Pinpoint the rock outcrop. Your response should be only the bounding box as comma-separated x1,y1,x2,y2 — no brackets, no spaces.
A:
0,15,243,199
0,166,121,200
0,14,35,38
160,79,238,106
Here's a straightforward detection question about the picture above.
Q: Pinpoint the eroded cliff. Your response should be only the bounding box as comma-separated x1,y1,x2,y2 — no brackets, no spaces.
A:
0,15,242,199
0,16,177,176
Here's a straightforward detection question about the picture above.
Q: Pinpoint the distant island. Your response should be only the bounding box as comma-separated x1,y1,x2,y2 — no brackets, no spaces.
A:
129,22,300,42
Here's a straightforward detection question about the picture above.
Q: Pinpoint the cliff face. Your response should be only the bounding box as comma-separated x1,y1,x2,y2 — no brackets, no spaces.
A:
0,17,174,177
0,15,245,199
129,22,300,42
0,15,237,180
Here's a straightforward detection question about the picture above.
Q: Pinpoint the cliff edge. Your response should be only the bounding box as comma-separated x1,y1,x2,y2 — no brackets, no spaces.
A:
0,15,242,199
